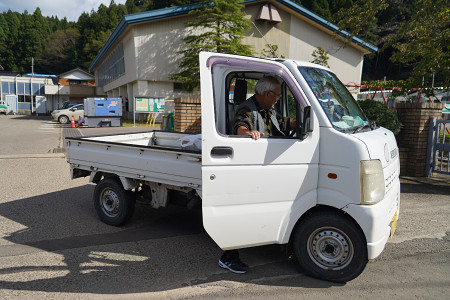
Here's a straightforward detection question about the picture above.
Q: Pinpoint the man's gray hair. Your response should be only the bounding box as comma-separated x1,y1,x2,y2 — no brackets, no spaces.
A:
255,76,280,95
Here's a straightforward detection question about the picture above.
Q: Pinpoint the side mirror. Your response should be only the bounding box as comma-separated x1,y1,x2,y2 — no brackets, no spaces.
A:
70,108,77,111
298,106,312,140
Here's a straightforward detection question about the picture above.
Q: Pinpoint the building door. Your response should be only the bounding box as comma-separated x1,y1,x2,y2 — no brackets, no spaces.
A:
5,95,18,114
35,96,46,114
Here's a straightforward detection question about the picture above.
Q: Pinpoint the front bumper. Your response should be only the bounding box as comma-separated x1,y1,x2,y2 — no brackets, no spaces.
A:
343,177,400,259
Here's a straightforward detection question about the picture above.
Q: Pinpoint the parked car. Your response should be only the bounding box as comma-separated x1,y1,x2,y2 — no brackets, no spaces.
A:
51,104,84,124
0,101,7,114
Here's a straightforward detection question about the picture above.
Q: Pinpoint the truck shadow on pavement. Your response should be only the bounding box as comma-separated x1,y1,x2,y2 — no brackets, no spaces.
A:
0,186,336,295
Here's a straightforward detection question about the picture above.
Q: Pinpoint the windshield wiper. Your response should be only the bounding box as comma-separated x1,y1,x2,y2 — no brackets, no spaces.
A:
353,121,376,134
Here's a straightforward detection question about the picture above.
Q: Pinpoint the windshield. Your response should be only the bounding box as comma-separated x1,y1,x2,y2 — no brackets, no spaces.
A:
299,67,369,131
60,102,75,109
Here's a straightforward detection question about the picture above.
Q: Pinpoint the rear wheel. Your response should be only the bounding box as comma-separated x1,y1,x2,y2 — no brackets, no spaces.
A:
58,115,69,124
293,211,367,283
93,177,135,226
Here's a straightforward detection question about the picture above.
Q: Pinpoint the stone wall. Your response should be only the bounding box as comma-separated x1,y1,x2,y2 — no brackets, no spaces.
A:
396,102,445,176
174,97,201,133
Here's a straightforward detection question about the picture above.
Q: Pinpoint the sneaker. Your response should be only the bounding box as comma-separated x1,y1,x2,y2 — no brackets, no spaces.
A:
218,257,249,274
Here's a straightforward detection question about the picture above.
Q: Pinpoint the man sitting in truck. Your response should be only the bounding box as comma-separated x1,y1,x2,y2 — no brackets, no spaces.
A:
233,76,294,140
218,76,294,274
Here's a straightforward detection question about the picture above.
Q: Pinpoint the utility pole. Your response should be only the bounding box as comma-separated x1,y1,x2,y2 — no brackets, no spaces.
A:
31,57,35,113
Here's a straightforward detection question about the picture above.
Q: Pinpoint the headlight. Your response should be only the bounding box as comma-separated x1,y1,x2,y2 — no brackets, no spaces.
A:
360,160,385,205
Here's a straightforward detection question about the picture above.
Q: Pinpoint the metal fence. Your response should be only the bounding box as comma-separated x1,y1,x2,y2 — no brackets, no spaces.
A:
426,117,450,176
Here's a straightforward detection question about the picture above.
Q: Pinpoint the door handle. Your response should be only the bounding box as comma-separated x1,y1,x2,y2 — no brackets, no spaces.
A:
211,146,233,156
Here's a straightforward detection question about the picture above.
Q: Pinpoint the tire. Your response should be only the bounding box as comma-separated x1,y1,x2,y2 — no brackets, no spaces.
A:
293,211,368,283
58,115,69,124
93,177,135,226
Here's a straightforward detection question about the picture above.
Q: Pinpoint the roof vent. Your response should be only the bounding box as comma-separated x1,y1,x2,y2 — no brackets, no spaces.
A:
256,4,282,23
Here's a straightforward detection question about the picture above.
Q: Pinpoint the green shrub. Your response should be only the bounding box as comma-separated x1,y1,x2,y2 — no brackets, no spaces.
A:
358,100,402,135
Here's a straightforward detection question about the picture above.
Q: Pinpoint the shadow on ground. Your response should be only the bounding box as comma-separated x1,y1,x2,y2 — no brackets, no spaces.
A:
0,186,336,294
400,175,450,195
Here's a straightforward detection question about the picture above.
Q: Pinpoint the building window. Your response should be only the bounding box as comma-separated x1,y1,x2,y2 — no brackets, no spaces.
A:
16,82,32,95
98,43,125,86
18,95,31,103
1,81,17,94
174,82,187,92
18,82,25,94
68,80,88,85
1,81,9,93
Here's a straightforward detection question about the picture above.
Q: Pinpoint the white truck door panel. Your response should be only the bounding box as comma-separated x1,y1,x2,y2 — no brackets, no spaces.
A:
199,52,320,249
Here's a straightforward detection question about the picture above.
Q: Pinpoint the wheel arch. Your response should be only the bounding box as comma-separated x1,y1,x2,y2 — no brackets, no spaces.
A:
90,172,140,191
288,205,367,246
90,171,118,184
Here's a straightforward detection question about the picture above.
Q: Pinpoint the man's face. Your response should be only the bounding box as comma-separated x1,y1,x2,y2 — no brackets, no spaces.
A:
262,85,281,109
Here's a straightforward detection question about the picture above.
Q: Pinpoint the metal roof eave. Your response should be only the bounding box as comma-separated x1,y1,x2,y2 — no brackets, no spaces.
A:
89,0,377,71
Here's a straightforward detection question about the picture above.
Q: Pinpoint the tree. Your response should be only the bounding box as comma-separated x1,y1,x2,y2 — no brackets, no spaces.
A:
0,14,8,56
171,0,253,91
311,0,332,20
125,0,138,13
2,10,21,71
292,0,353,19
332,0,388,44
358,100,402,135
150,0,201,10
311,46,330,68
40,29,81,74
388,0,449,91
261,44,285,59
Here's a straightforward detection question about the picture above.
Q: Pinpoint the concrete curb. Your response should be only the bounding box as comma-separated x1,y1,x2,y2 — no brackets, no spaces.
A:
0,153,66,159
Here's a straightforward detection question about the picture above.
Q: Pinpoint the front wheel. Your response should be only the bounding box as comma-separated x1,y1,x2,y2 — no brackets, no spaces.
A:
58,115,69,124
93,177,135,226
293,211,368,283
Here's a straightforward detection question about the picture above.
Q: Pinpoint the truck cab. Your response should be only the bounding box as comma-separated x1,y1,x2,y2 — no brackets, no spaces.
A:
199,52,400,282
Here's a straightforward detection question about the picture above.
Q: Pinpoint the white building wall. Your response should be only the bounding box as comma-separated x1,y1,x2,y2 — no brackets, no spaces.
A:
243,3,292,58
62,71,94,80
288,16,364,85
134,18,188,81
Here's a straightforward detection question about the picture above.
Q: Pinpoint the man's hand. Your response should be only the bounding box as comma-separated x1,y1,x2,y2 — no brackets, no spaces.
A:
237,126,264,140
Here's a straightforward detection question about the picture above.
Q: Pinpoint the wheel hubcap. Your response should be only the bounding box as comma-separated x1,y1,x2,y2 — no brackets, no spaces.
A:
100,188,120,218
307,227,353,270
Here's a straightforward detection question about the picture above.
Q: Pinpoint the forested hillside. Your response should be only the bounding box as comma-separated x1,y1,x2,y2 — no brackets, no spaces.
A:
0,0,447,89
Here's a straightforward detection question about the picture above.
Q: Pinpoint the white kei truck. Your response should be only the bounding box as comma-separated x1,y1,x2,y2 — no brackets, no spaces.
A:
66,52,400,282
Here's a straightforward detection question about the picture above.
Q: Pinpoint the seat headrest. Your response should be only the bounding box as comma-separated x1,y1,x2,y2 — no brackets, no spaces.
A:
233,79,247,105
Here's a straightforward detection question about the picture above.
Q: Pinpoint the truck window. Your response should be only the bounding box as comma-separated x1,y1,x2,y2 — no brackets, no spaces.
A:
223,72,299,138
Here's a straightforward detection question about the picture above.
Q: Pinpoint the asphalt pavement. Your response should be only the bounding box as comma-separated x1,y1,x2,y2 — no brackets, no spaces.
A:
0,114,449,299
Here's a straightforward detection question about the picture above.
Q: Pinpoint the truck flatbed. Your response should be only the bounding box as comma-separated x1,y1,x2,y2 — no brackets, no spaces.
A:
66,131,202,188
